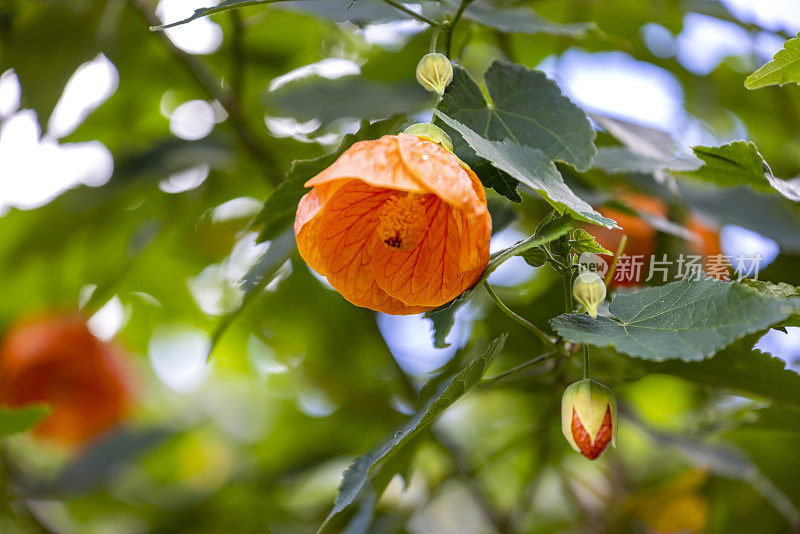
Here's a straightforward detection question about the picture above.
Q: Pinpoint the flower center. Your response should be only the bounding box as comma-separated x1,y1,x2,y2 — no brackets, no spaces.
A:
376,193,428,250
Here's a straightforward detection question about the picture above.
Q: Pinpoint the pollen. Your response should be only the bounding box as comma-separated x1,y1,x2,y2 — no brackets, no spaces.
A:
376,193,429,250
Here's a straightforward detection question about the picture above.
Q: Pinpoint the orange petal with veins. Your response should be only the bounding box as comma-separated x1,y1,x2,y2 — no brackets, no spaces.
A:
315,180,427,315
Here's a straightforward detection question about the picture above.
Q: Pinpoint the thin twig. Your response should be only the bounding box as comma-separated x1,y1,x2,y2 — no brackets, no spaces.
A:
131,0,283,184
380,0,440,26
446,0,472,58
229,10,245,103
480,351,556,387
483,282,557,345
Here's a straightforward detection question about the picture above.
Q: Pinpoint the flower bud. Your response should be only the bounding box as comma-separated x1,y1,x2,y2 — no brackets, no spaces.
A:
573,271,606,318
403,122,453,152
561,379,617,460
415,53,453,95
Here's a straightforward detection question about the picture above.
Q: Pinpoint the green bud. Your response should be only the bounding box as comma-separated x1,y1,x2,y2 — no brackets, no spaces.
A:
415,53,454,95
403,123,453,152
561,379,617,460
572,271,607,318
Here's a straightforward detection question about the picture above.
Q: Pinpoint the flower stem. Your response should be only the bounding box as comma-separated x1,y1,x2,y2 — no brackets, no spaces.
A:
480,351,556,386
446,0,473,58
562,272,573,313
583,344,589,379
483,282,557,345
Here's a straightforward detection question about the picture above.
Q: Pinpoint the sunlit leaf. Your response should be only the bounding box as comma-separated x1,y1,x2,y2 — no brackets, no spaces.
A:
745,34,800,89
679,141,800,202
552,278,800,361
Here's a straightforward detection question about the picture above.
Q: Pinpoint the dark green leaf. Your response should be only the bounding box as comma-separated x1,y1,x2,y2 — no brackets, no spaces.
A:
455,0,596,37
552,278,800,361
433,61,596,202
0,405,50,438
745,33,800,89
320,335,508,532
264,76,428,123
436,111,615,227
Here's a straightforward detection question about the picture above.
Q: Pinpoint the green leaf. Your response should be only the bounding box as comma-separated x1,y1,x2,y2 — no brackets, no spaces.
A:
319,335,508,532
679,141,800,202
0,2,103,131
626,409,799,526
680,183,800,253
208,229,296,362
426,215,575,348
0,405,50,438
30,428,171,496
592,147,700,175
551,278,800,361
435,111,616,228
150,0,278,30
433,61,596,201
570,228,612,255
745,34,800,89
264,76,427,124
252,115,407,244
151,0,410,29
590,113,678,161
454,0,596,37
634,337,800,407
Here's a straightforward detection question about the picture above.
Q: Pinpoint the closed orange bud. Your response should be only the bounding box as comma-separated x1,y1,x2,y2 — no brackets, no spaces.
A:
294,133,491,315
0,315,133,447
562,379,617,460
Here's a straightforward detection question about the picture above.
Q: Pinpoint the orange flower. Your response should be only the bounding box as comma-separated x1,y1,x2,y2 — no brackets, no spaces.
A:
294,133,491,315
0,315,133,447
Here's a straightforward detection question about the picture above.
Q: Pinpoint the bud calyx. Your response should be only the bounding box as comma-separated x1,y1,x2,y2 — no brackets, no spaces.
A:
561,379,617,460
403,123,454,152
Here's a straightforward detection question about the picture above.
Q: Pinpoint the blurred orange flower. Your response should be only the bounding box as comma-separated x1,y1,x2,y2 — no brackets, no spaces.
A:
0,315,133,447
294,133,491,315
589,194,722,284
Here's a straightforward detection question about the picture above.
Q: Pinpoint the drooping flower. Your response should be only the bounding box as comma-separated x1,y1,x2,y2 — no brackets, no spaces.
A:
415,53,454,95
572,271,607,318
294,132,491,315
0,315,133,447
561,379,617,460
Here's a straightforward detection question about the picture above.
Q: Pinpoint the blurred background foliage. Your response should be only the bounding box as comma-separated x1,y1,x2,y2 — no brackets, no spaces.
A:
0,0,800,533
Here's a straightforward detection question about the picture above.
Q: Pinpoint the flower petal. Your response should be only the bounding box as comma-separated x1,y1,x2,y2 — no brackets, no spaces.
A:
316,180,427,315
371,195,490,307
396,133,485,215
305,136,428,195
